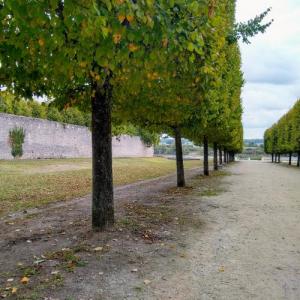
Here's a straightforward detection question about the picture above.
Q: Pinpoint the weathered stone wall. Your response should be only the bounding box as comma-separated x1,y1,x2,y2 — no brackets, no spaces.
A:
0,113,153,159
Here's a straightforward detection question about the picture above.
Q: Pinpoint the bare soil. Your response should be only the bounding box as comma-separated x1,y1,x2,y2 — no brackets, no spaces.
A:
0,161,299,300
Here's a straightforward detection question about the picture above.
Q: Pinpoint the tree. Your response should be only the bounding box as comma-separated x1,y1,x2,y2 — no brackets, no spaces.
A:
0,0,206,229
264,100,300,167
1,0,273,229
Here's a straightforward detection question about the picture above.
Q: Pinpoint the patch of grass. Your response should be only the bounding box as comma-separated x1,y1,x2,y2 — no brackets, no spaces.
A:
117,217,142,232
45,249,82,272
134,285,144,292
199,189,220,197
0,157,200,216
117,203,175,237
20,265,41,277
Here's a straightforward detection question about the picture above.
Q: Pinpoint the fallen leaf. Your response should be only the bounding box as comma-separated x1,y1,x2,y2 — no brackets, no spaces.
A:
94,247,103,252
51,270,59,275
34,259,45,265
20,277,29,284
219,266,225,272
11,287,17,294
7,278,14,282
131,268,138,272
144,279,151,285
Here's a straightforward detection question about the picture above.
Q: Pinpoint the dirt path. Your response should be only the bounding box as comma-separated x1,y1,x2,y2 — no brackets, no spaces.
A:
0,162,299,299
154,161,300,300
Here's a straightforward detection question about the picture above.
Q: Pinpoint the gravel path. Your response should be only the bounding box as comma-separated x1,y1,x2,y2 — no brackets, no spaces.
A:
0,161,299,299
157,161,300,300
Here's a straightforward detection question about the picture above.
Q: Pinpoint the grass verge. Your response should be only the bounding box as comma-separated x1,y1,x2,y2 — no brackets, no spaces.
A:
0,157,199,216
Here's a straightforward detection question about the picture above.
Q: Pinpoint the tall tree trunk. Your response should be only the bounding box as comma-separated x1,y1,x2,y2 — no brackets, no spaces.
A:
271,153,274,163
224,150,227,164
203,136,209,176
289,152,292,165
91,78,114,230
174,127,185,187
278,153,281,163
297,152,300,167
219,148,223,165
213,143,218,171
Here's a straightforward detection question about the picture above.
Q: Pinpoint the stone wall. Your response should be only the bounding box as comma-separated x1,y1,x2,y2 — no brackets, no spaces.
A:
0,113,153,159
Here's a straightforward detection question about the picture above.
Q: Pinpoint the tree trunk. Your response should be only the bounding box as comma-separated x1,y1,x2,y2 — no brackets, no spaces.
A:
203,136,209,176
224,150,227,164
213,143,218,171
289,152,292,165
219,148,223,165
174,127,185,187
278,153,281,163
271,153,274,163
297,152,300,167
91,78,114,230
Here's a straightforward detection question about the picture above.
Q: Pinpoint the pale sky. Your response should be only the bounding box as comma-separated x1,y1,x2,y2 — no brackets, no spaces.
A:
236,0,300,139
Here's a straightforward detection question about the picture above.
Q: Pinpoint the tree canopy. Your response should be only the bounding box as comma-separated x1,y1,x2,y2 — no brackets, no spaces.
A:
264,100,300,155
0,0,272,229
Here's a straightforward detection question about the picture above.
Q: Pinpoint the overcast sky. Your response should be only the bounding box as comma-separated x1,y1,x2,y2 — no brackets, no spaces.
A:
236,0,300,139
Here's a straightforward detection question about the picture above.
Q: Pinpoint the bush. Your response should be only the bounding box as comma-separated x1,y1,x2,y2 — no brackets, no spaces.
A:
9,127,26,158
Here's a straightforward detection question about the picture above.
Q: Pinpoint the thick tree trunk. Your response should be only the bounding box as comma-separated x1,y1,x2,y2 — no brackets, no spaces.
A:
297,152,300,167
203,136,209,176
174,127,185,187
224,150,227,164
213,143,218,171
278,153,281,163
289,152,292,165
219,148,223,165
271,153,274,163
91,78,114,230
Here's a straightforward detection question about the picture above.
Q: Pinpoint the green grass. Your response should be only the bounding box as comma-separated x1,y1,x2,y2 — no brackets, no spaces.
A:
0,157,200,216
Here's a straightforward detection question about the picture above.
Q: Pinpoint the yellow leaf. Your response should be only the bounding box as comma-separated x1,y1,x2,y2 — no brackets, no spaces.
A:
118,15,125,23
128,43,139,52
126,15,134,23
113,33,122,44
38,38,45,47
20,276,29,284
11,287,17,294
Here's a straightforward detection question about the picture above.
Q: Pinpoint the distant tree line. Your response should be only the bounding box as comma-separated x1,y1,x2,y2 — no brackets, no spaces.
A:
0,91,91,126
264,100,300,166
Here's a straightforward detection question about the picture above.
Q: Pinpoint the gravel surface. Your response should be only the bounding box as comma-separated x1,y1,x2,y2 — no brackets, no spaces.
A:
0,161,299,300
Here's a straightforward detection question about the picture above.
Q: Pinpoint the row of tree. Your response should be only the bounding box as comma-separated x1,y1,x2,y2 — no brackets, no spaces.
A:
0,0,271,229
264,100,300,166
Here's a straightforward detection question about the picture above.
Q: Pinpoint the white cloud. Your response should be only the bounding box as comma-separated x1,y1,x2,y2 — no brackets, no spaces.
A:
236,0,300,139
